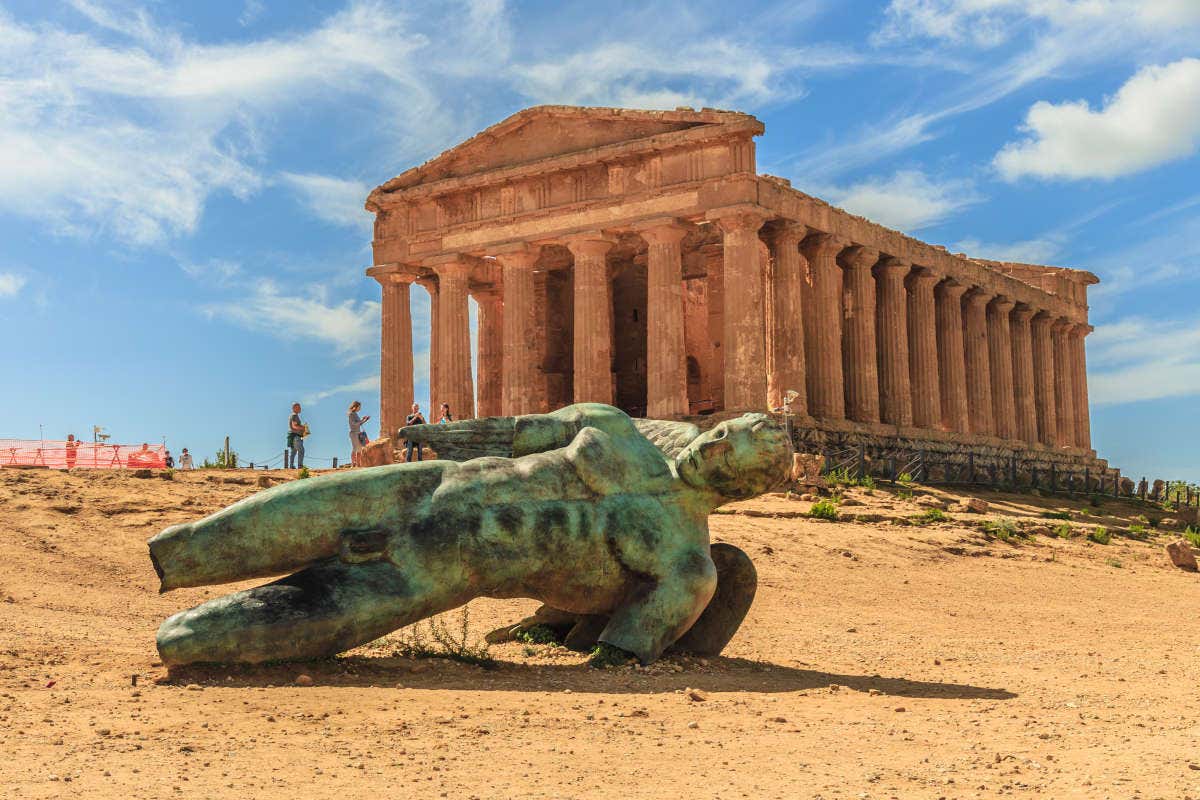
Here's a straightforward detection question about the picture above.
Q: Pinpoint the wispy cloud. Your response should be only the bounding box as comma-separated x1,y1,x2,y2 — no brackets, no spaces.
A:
201,279,379,354
1089,315,1200,405
278,172,371,231
819,169,980,232
303,374,379,405
0,272,27,298
954,237,1063,264
239,0,265,27
996,58,1200,181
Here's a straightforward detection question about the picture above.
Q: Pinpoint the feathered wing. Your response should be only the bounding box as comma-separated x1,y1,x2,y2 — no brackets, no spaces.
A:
398,415,700,462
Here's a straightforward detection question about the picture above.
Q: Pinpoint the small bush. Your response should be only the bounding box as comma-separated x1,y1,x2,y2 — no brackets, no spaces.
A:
588,642,635,669
1184,527,1200,548
1129,523,1147,535
860,475,876,492
297,466,311,479
897,472,914,485
515,624,561,646
983,518,1021,541
1105,557,1123,569
912,508,948,526
395,607,495,669
808,499,839,521
1054,523,1073,539
1040,510,1072,520
1088,527,1111,545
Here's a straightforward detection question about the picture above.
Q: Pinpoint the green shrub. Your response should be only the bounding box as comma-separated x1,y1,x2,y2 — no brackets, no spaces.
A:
983,518,1021,541
1184,527,1200,548
1105,557,1123,569
1053,523,1073,539
395,607,495,669
1088,527,1111,545
1129,523,1147,535
588,642,635,669
515,624,561,646
808,499,839,521
297,466,311,479
912,508,948,526
1040,510,1072,520
860,475,876,492
897,472,914,485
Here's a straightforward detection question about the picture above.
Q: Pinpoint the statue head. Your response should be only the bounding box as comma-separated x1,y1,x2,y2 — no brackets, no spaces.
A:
675,413,793,501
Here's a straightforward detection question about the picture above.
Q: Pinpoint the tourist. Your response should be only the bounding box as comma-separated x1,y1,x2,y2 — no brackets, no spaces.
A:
404,403,426,462
164,450,175,469
438,403,453,424
347,400,371,466
287,403,306,469
64,433,81,470
179,448,194,470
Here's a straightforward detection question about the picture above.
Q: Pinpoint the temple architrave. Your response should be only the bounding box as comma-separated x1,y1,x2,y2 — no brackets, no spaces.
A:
365,106,1108,474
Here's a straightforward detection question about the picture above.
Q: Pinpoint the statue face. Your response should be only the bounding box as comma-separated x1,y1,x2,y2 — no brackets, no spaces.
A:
676,414,792,500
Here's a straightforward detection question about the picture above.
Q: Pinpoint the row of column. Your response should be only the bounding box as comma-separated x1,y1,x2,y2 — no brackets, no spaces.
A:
375,215,1092,453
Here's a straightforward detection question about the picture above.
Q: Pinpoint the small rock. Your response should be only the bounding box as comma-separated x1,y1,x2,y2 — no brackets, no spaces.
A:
257,476,273,488
955,498,989,514
685,688,707,702
894,706,907,712
131,469,153,479
915,495,945,510
800,493,816,502
1166,539,1198,572
294,674,313,686
687,721,699,729
839,497,864,507
1159,518,1180,530
185,684,203,691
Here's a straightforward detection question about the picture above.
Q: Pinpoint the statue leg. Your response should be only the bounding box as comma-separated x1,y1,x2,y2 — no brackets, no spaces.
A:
156,558,470,668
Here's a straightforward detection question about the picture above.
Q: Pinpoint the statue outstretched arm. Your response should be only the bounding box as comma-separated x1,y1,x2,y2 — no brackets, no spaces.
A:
398,403,700,462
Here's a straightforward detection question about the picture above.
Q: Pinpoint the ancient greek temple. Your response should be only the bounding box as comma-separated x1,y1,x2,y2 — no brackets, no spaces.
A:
366,106,1103,469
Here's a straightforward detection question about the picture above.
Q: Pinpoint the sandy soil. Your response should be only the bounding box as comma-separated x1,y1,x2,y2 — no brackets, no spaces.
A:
2,466,1199,799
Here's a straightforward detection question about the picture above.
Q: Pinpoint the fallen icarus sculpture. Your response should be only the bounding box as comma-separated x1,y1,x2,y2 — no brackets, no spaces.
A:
149,403,792,668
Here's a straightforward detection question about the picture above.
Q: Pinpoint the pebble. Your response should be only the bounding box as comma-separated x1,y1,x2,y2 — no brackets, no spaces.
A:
294,674,313,686
687,721,699,729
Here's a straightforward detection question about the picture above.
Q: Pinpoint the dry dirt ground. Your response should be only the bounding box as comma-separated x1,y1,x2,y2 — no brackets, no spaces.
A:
2,466,1199,800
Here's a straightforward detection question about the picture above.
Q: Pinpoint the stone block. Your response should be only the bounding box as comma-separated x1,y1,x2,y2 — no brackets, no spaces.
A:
1166,539,1198,572
358,437,395,468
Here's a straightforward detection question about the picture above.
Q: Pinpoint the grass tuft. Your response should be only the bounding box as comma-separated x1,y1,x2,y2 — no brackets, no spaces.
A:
1053,522,1073,539
395,607,496,669
1088,527,1111,545
588,642,635,669
1040,510,1072,520
808,499,839,521
912,508,948,526
982,518,1022,542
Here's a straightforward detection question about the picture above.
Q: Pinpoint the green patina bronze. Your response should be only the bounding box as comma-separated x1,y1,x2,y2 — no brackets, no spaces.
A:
148,403,792,668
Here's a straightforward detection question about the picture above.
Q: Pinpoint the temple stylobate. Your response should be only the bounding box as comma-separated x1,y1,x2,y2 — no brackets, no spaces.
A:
365,106,1100,465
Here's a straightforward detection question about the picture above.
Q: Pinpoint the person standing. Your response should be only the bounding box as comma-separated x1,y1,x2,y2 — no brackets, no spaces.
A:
403,403,426,462
438,403,453,424
164,450,175,469
179,448,194,470
287,403,306,469
65,434,81,470
347,400,371,467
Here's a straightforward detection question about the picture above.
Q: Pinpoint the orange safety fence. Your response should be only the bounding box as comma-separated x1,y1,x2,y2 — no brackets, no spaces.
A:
0,440,167,470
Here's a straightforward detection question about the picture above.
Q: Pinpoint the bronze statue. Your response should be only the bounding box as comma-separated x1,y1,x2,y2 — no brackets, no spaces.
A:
149,403,791,668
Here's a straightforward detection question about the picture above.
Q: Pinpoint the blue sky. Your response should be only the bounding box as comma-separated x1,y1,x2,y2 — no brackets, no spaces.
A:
0,0,1197,479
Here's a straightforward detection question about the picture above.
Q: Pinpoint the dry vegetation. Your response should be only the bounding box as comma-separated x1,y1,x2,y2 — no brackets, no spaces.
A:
2,467,1199,799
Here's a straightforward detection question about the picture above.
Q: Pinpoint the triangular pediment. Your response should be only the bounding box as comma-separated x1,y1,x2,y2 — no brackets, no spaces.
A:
371,105,760,200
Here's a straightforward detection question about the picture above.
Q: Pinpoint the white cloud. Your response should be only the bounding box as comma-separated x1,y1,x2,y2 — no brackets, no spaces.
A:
303,374,380,405
279,172,371,231
820,170,980,232
995,58,1200,180
0,272,27,298
1089,316,1200,405
202,279,379,353
239,0,265,27
955,236,1062,264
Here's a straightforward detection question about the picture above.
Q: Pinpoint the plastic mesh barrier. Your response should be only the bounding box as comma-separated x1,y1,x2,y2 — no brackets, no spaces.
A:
0,440,167,470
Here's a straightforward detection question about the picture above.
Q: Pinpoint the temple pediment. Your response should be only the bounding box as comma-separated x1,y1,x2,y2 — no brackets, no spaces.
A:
369,105,761,203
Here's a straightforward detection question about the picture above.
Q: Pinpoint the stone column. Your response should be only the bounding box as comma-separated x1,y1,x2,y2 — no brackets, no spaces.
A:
417,277,440,413
377,273,416,441
905,268,941,430
1010,305,1039,444
718,213,768,410
962,289,994,437
935,280,969,432
433,259,475,420
1071,324,1092,450
1030,312,1057,446
839,245,880,424
495,247,540,416
986,297,1016,440
874,257,912,426
473,287,503,418
1052,318,1076,448
640,222,689,418
566,236,614,405
800,233,848,420
765,222,808,415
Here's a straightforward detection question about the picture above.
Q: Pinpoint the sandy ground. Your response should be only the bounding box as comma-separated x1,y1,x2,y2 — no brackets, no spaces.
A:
2,466,1199,799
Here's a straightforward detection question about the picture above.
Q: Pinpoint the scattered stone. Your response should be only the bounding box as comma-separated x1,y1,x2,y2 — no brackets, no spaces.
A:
686,721,699,729
294,674,313,686
1158,518,1180,530
915,495,945,510
131,469,153,479
895,706,907,713
800,493,816,502
1166,540,1198,572
839,497,864,507
257,476,273,488
955,498,989,514
685,687,707,702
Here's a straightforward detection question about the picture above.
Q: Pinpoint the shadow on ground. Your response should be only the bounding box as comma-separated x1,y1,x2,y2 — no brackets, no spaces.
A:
162,655,1015,700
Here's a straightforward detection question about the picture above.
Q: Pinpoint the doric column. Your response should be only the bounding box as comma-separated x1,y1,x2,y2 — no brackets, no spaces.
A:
433,258,475,420
840,245,880,424
986,297,1016,440
765,222,808,415
962,289,994,437
905,268,940,430
935,280,969,432
1010,305,1038,444
1052,318,1077,448
639,222,689,418
1071,324,1093,450
800,233,848,420
473,287,503,418
495,247,540,416
375,273,416,441
566,236,614,405
874,257,912,426
717,213,768,410
1030,312,1058,446
416,277,440,412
